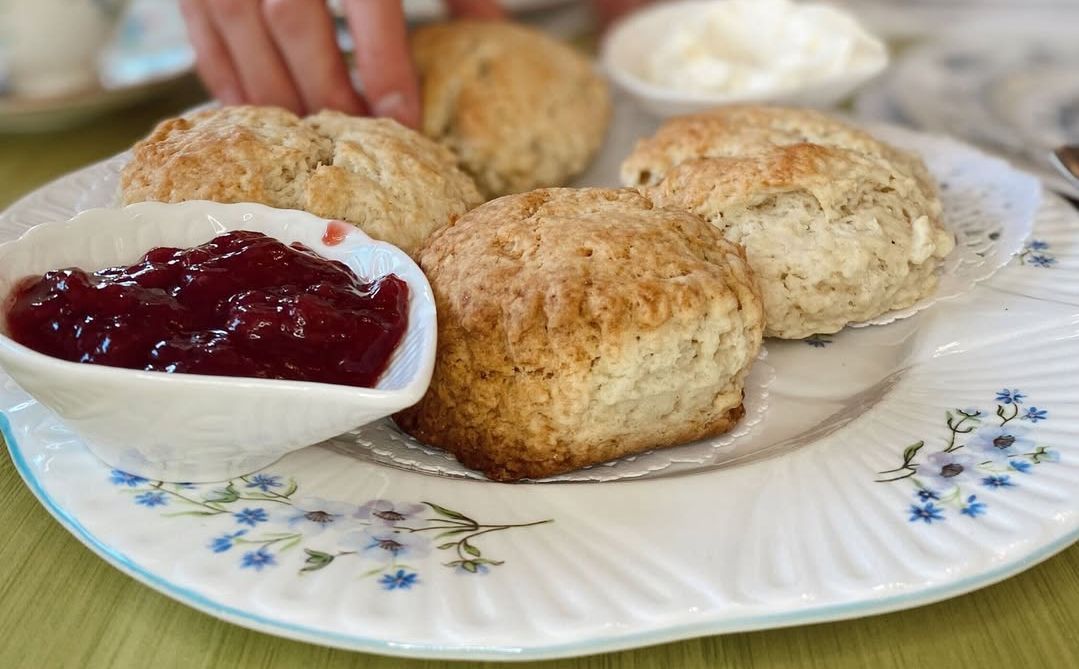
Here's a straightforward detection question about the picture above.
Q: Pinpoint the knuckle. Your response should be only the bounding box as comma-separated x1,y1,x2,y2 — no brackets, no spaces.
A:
261,0,317,29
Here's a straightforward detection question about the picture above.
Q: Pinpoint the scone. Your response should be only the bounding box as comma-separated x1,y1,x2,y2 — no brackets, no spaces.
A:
412,21,611,198
121,106,483,257
394,188,764,481
621,105,941,222
644,143,955,339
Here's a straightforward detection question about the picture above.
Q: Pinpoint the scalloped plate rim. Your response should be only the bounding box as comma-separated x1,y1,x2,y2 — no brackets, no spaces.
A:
4,411,1076,661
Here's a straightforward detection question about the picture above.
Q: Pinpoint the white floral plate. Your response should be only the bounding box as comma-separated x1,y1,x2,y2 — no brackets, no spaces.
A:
3,122,1078,659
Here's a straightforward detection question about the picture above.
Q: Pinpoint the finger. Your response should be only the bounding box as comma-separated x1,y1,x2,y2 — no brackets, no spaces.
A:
262,0,367,115
179,0,244,104
444,0,506,19
342,0,422,128
205,0,303,112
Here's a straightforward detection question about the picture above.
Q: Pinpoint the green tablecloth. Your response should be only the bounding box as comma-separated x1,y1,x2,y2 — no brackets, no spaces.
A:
2,79,1078,668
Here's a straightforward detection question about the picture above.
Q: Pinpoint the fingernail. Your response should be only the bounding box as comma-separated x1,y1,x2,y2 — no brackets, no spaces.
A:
372,91,419,128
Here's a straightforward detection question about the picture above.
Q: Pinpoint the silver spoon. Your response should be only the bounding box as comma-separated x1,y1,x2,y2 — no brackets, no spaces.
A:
1050,145,1079,191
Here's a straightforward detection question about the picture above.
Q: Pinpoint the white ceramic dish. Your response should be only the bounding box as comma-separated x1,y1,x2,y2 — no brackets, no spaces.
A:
601,0,888,117
3,104,1073,660
0,0,195,132
0,201,436,483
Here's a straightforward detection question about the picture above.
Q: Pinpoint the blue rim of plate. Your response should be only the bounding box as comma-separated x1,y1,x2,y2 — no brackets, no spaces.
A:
3,409,1078,660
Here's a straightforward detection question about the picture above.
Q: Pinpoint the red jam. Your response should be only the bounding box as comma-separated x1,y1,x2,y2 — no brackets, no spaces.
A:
4,230,409,388
322,220,351,246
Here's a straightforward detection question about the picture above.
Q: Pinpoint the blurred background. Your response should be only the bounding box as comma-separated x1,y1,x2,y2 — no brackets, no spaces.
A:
1,0,1077,204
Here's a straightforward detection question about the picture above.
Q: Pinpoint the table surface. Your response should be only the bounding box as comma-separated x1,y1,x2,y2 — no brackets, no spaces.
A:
2,77,1078,669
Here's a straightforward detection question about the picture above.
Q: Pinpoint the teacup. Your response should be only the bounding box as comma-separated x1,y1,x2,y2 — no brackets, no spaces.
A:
1,0,130,98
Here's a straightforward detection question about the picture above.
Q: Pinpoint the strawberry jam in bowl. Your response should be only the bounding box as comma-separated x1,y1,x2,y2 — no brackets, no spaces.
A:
7,231,410,387
0,202,436,482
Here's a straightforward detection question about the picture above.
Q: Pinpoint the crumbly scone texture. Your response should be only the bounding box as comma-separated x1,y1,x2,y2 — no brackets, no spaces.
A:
621,105,942,223
645,143,956,339
393,187,764,481
412,21,611,198
121,106,483,257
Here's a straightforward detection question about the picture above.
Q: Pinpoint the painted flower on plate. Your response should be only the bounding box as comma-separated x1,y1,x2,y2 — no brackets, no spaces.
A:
340,527,431,560
355,500,426,526
134,491,167,507
960,495,987,518
234,507,269,527
982,475,1015,489
1027,254,1057,268
241,547,276,571
909,502,944,524
245,474,282,492
1009,460,1033,474
209,530,247,553
920,451,977,492
967,422,1033,461
379,570,419,590
109,470,148,487
284,496,358,535
1028,240,1050,251
995,389,1026,405
1022,407,1048,423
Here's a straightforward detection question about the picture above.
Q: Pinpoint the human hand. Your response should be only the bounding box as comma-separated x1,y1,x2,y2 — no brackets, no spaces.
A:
178,0,505,128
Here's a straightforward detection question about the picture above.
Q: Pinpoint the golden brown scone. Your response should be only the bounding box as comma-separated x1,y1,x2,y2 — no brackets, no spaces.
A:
645,143,955,339
302,111,484,256
621,105,941,222
412,21,611,198
121,106,483,257
121,106,331,210
394,188,764,481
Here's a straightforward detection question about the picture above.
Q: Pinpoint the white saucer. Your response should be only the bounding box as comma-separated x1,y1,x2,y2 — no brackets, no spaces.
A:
0,0,194,133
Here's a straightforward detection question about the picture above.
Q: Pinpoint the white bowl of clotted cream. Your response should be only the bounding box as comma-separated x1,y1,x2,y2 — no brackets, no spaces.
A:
601,0,888,117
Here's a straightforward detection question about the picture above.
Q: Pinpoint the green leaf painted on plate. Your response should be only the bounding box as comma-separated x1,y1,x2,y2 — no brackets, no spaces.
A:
902,441,925,466
424,502,474,523
301,549,334,573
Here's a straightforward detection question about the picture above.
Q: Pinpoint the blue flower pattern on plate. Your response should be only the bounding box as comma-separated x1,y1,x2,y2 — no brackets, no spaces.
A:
379,569,418,591
134,491,167,507
1023,407,1048,423
995,389,1026,405
878,388,1062,524
1020,240,1057,268
1009,460,1033,474
982,475,1015,488
909,502,944,524
110,472,551,588
241,547,276,571
110,470,148,487
245,474,281,492
234,508,269,527
960,496,986,518
210,531,247,553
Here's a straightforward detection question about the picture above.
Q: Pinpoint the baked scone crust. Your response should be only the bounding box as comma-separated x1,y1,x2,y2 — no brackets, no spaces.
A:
394,188,764,481
121,106,483,257
412,21,611,198
621,105,941,222
645,143,955,338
